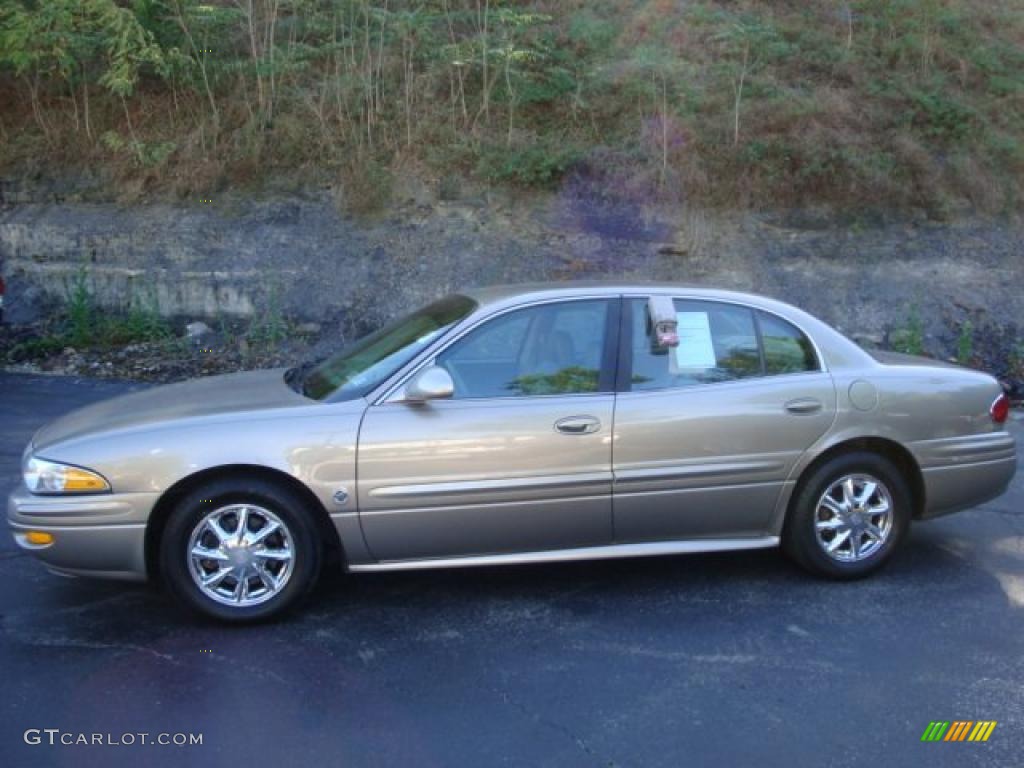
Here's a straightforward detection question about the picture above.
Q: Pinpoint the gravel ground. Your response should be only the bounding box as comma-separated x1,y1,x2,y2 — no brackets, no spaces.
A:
0,321,316,383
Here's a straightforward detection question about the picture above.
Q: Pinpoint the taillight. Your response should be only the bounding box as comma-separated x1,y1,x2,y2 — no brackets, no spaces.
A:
991,393,1010,424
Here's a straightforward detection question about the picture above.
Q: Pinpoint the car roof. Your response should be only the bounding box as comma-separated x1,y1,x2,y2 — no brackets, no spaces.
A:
458,281,877,371
463,281,783,311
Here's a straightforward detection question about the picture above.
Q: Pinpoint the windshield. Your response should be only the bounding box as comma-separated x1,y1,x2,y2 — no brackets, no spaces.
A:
300,294,477,401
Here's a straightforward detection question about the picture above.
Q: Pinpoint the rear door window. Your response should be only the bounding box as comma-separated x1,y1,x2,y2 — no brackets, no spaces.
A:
629,299,761,390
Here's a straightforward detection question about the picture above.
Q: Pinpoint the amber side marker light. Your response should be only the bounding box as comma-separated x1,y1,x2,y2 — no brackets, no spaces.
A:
990,393,1010,424
60,469,109,492
25,531,54,546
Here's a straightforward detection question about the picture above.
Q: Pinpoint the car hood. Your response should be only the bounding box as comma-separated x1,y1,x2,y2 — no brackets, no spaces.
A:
32,368,310,452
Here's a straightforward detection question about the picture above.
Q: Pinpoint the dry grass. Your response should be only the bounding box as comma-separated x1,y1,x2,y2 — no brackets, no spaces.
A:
1,0,1022,214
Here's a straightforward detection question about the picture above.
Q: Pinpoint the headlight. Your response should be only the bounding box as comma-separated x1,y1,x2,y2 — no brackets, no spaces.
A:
23,457,110,494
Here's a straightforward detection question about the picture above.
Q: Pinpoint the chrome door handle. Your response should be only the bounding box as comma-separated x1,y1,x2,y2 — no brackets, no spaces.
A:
555,416,601,435
785,398,823,414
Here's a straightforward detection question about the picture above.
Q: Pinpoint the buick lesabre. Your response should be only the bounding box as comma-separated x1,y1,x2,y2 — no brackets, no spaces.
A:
8,284,1016,621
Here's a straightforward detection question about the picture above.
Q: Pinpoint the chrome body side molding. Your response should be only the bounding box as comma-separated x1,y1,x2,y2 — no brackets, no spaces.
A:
348,536,780,572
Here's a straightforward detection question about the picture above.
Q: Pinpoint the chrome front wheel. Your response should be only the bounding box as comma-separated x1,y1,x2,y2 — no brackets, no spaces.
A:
187,504,295,607
162,478,321,622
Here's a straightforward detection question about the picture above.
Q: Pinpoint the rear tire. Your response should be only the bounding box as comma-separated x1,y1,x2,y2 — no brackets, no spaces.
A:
159,477,321,622
783,451,911,579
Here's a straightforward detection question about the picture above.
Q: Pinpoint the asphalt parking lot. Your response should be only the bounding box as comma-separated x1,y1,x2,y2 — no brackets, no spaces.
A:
0,372,1021,768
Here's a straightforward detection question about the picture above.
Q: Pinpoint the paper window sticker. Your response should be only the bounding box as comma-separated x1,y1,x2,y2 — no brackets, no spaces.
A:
674,311,717,369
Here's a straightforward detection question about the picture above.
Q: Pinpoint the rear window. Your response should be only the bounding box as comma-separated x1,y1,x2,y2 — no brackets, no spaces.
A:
759,312,819,374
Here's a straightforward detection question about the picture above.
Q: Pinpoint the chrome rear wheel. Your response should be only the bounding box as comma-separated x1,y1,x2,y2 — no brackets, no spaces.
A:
783,451,910,579
814,474,894,563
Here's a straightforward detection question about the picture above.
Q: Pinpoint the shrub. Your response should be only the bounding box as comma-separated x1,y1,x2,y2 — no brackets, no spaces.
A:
956,320,974,365
65,266,96,348
477,141,581,188
890,306,925,356
2,0,1024,211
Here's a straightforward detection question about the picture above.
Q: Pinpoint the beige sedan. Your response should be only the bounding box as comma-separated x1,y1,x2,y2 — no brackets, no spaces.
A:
8,284,1017,621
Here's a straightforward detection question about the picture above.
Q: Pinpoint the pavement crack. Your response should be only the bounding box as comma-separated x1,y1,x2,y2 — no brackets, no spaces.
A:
495,688,614,766
8,635,181,664
1,630,181,667
0,592,185,663
4,591,142,620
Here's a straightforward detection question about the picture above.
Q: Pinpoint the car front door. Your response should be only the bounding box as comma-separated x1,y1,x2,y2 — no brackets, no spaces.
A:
356,297,620,562
612,296,836,542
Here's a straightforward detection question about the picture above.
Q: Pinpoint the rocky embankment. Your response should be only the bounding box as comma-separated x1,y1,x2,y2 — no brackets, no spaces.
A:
0,175,1021,394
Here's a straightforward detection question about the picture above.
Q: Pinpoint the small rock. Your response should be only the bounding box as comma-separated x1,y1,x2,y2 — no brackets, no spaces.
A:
185,321,212,339
295,322,321,335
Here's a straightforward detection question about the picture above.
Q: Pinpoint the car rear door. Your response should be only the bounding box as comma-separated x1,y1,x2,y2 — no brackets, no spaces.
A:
611,296,836,542
356,297,620,562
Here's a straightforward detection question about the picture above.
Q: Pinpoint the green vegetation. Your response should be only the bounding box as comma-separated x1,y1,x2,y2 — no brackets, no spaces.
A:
2,1,1023,211
1010,341,1024,377
7,266,173,361
956,319,974,364
247,283,289,352
6,266,295,364
6,335,68,362
890,305,924,356
66,266,96,348
65,267,172,346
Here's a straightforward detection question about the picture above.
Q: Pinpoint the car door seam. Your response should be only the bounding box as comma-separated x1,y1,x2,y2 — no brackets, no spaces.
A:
352,401,378,561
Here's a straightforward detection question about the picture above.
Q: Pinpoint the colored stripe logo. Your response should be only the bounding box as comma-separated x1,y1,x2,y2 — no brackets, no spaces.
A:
921,721,997,742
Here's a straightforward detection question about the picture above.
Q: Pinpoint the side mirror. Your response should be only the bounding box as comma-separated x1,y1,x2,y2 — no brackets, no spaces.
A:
402,365,454,403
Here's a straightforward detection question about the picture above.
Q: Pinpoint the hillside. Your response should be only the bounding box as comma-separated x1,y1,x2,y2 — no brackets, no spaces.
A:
2,0,1023,214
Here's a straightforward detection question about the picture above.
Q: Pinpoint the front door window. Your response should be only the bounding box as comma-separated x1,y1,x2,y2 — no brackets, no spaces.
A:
436,299,612,398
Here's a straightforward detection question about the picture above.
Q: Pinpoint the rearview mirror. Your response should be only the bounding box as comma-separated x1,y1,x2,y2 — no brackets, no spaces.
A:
402,365,454,403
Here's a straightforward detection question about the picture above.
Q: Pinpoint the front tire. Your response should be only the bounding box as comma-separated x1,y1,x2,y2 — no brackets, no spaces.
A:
783,452,911,579
159,477,321,622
